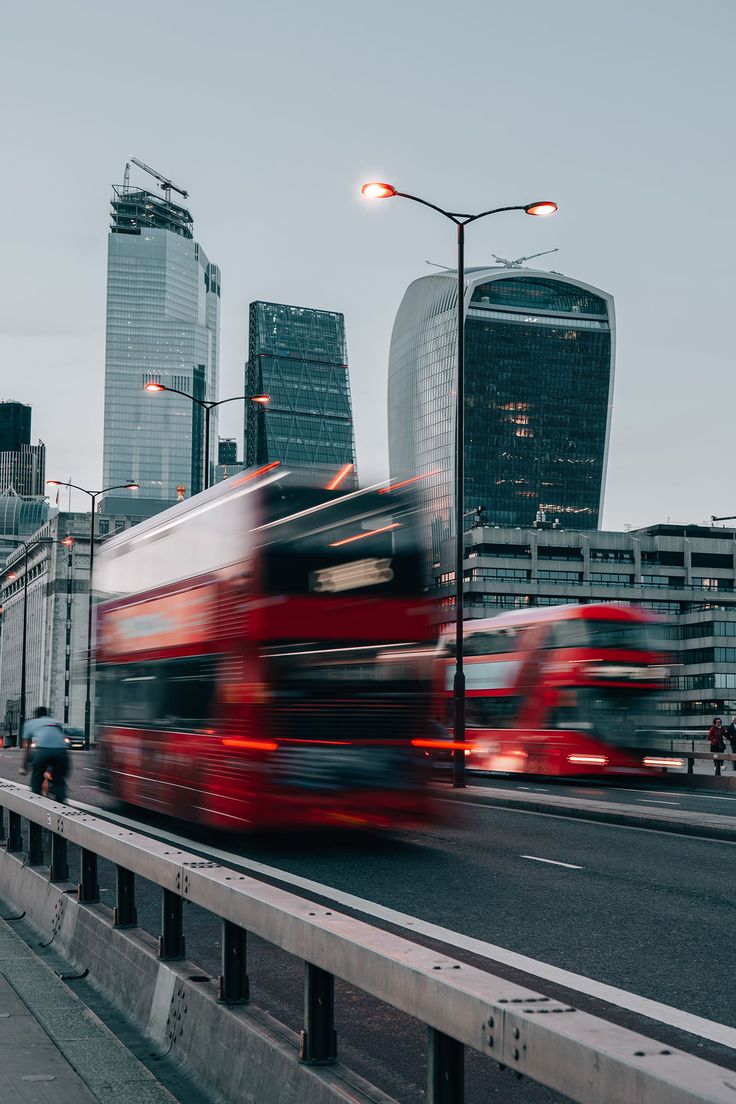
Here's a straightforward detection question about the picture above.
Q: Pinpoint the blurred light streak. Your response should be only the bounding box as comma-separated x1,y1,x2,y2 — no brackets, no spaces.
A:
222,738,278,751
379,471,440,494
325,463,354,491
330,523,401,547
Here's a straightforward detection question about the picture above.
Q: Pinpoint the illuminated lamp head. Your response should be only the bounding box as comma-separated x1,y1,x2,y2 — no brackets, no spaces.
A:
361,182,397,200
525,200,558,217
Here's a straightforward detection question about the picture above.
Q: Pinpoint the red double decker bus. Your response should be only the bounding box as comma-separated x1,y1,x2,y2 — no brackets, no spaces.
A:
436,603,675,776
94,469,437,830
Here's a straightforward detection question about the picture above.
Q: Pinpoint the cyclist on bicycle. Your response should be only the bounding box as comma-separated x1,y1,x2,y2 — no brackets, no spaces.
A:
20,706,69,803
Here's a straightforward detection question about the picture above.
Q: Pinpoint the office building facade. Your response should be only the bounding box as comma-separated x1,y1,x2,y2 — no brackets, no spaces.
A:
101,174,220,515
245,301,358,487
0,400,46,497
0,510,136,742
0,401,31,453
433,520,736,732
388,268,615,555
0,443,45,497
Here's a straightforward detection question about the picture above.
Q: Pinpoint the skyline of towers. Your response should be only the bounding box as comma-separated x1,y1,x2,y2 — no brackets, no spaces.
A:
101,171,221,516
244,301,358,489
387,267,615,555
0,399,46,498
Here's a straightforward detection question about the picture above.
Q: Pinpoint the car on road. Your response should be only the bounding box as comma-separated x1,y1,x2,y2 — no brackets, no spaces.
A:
63,727,86,751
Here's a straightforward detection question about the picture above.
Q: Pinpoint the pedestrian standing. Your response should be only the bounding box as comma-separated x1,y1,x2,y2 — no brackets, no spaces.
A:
708,717,726,775
19,707,70,802
725,716,736,771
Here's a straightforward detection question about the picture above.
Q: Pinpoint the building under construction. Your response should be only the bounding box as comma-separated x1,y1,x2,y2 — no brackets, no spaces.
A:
101,160,221,517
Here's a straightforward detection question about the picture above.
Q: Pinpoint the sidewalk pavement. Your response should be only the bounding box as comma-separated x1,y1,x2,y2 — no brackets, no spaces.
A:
0,915,176,1104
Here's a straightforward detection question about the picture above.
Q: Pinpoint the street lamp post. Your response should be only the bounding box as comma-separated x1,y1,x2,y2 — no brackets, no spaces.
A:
144,384,270,492
361,182,557,787
47,481,139,750
7,536,74,741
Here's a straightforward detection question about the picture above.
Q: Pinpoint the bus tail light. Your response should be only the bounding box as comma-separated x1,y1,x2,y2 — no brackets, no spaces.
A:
222,738,278,752
411,739,471,751
643,756,684,769
567,753,608,766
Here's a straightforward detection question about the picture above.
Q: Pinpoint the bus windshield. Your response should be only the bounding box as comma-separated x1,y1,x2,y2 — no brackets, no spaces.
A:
549,619,667,652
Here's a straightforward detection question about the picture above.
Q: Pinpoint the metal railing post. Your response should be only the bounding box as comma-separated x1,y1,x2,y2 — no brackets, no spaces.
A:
159,888,185,959
28,821,44,866
300,962,337,1064
78,848,99,903
0,805,4,841
6,811,22,852
49,832,68,882
113,866,137,928
687,755,694,775
715,755,722,776
218,919,250,1004
428,1027,465,1104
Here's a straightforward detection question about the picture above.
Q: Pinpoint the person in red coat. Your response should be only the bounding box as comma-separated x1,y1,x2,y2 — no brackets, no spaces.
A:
708,717,726,775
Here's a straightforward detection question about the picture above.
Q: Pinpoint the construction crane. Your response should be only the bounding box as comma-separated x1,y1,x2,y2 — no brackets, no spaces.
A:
492,248,559,269
129,157,188,202
711,514,736,523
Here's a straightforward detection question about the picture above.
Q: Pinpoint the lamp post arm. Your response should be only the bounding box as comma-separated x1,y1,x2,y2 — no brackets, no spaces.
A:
463,203,528,225
394,192,460,224
152,384,209,410
99,483,139,496
209,395,248,411
49,480,93,497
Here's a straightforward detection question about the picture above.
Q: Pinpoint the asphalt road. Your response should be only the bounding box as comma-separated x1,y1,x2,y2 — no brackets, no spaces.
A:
1,749,734,1104
468,773,736,817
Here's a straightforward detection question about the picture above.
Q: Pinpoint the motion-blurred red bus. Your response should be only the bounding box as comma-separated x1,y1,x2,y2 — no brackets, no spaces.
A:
436,604,676,776
94,469,437,830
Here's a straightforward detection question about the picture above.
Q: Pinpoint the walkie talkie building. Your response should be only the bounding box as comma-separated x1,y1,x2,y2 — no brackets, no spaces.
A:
388,268,615,555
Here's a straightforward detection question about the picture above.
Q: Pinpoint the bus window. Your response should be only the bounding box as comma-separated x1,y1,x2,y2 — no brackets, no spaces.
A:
546,621,589,649
459,628,520,656
116,669,159,726
466,696,520,728
159,658,217,729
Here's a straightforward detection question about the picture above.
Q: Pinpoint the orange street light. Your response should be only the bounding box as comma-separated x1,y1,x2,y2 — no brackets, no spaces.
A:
525,201,558,217
144,382,166,392
250,394,271,405
361,182,397,200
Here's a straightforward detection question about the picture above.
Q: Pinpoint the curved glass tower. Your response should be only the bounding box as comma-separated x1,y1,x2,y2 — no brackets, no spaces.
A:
388,267,615,554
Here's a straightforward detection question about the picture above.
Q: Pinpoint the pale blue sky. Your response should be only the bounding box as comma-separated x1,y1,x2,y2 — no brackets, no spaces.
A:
1,0,733,527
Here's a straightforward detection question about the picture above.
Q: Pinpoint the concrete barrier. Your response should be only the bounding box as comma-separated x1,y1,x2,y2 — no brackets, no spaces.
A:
0,852,396,1104
1,782,734,1104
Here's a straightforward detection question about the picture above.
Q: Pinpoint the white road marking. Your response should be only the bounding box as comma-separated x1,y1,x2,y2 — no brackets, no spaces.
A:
68,797,736,1049
643,800,680,806
521,855,582,869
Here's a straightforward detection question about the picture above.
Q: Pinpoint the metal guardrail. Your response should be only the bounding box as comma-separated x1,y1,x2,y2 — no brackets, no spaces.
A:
680,751,736,776
0,782,733,1104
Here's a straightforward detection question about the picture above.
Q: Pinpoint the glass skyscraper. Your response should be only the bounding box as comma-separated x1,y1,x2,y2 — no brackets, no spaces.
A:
101,176,220,515
245,301,358,487
388,267,615,554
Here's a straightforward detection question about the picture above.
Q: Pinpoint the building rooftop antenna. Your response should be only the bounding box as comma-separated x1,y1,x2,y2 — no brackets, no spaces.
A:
492,248,559,269
129,157,189,202
426,261,453,271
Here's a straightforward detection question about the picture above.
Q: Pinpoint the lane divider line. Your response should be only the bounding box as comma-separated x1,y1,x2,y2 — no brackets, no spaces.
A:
521,855,582,869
